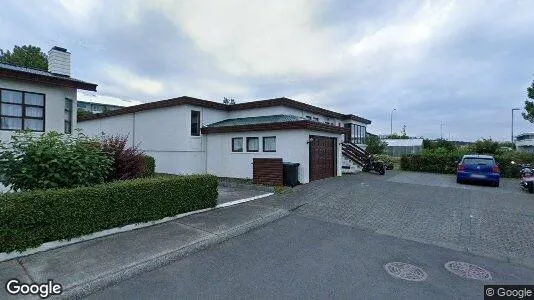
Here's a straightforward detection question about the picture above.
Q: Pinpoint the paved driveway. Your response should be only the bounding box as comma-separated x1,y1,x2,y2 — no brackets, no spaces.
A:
260,170,534,267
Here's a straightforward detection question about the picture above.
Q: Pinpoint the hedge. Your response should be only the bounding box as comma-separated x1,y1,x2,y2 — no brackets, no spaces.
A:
400,151,534,178
142,155,156,177
0,174,218,253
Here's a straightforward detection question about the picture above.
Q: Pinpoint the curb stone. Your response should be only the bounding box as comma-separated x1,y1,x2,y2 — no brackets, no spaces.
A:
59,209,289,300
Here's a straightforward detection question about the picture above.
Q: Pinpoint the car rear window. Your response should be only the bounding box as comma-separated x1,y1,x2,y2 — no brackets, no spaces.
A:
462,158,494,165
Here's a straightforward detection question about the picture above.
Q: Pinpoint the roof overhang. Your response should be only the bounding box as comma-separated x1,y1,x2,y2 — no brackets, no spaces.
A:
201,120,348,134
0,68,97,91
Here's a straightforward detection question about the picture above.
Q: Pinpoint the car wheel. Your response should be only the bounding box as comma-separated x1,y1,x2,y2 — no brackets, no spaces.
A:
456,178,462,184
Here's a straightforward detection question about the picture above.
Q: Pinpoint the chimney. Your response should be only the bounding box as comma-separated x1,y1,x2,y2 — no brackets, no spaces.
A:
48,46,71,77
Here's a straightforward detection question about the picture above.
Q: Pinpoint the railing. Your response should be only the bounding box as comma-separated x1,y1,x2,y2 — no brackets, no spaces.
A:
341,142,370,167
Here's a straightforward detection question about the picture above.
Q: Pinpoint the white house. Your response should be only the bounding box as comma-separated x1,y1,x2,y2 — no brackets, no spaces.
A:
516,133,534,153
0,46,97,192
78,96,371,184
0,46,97,142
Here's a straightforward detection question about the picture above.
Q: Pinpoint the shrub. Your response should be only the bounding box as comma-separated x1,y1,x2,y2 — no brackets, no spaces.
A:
374,154,395,169
0,131,113,191
141,155,156,177
0,174,218,252
100,135,145,180
472,138,499,155
366,135,388,154
400,149,534,178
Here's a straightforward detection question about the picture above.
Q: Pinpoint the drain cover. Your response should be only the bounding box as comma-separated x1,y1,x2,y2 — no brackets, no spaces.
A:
384,262,428,281
444,261,492,280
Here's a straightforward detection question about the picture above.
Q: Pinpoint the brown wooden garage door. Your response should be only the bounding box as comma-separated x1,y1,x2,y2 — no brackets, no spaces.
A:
309,135,337,181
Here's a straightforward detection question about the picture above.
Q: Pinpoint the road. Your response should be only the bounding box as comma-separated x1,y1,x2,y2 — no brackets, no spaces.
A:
88,171,534,299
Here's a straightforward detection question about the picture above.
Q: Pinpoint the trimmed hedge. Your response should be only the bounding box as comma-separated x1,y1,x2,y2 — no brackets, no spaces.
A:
0,174,218,253
400,151,534,178
142,155,156,177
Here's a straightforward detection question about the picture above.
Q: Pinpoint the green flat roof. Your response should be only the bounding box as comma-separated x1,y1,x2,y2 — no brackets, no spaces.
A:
205,115,306,127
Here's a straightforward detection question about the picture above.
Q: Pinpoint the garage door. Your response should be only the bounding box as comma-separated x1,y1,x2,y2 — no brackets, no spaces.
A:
309,135,337,181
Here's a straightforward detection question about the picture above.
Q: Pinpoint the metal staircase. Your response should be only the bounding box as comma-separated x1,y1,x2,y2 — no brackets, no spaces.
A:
341,142,371,173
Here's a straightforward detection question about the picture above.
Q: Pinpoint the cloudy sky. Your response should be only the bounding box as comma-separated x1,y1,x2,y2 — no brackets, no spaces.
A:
1,0,533,141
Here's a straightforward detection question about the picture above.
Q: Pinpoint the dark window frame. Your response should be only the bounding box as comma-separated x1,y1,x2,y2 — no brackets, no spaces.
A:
262,136,276,152
0,88,45,132
246,137,259,152
191,110,201,136
232,137,243,152
64,98,73,133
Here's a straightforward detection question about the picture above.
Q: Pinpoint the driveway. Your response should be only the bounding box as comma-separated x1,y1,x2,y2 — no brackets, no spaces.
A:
260,170,534,267
88,171,534,299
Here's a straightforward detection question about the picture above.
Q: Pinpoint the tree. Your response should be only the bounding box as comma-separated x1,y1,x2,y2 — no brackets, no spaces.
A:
0,45,48,71
423,138,456,151
522,80,534,123
472,138,499,155
366,135,387,154
77,109,94,119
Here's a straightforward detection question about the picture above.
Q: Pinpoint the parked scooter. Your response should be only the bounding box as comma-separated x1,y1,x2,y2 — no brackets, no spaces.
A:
512,161,534,193
362,154,386,175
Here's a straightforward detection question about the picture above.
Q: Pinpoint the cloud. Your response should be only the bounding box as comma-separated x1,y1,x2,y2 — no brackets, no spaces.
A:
2,0,534,141
100,65,163,96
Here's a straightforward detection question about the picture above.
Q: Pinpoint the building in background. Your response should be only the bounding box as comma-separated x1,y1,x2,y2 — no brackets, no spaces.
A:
77,92,142,113
516,133,534,153
381,138,424,157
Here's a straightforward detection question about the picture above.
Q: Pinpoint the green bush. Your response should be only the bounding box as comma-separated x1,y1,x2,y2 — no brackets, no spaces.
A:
141,155,156,177
401,149,534,178
0,174,218,252
0,131,113,191
366,135,387,154
374,154,395,169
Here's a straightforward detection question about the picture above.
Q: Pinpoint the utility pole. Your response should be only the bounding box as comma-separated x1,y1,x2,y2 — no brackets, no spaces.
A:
440,122,444,139
512,108,520,143
390,108,396,135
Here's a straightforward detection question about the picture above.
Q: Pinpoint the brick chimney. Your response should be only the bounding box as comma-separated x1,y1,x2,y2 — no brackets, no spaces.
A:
48,46,71,77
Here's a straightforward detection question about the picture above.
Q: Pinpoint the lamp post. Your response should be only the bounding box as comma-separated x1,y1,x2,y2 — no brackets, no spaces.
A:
512,108,520,143
440,122,444,139
390,108,396,135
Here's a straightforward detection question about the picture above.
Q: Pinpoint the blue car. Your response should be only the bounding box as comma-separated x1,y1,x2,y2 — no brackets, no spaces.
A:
456,155,500,187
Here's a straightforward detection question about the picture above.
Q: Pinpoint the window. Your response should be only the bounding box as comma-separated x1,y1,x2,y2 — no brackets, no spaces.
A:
191,110,200,136
232,137,243,152
247,137,259,152
350,124,367,144
0,89,44,131
263,136,276,152
64,98,73,133
306,116,312,120
313,117,319,122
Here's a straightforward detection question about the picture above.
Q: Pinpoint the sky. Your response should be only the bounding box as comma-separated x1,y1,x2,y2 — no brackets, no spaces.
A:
1,0,533,141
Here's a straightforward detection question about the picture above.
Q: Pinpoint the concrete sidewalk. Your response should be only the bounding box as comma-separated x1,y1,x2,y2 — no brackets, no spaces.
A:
0,203,288,299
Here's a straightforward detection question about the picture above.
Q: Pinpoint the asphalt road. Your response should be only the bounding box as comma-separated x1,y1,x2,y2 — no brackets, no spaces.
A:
88,171,534,299
88,214,534,300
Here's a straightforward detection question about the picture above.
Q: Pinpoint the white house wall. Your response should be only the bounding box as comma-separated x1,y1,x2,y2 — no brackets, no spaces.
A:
77,105,229,175
228,106,345,126
206,130,344,183
0,78,77,143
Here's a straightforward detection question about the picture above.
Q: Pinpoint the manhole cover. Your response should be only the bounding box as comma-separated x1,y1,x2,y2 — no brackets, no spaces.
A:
384,262,428,281
444,261,492,280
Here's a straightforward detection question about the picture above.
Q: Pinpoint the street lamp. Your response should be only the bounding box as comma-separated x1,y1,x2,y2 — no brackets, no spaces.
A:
512,108,520,143
440,122,444,139
390,108,396,135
